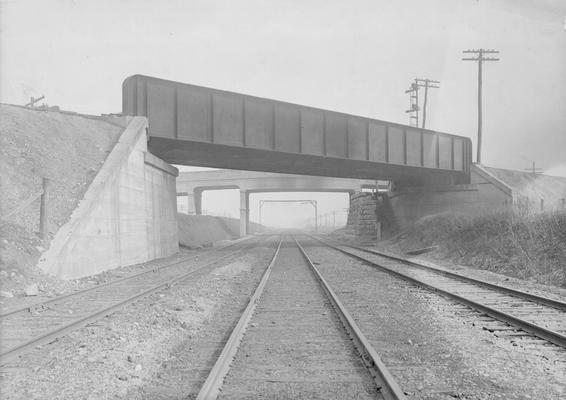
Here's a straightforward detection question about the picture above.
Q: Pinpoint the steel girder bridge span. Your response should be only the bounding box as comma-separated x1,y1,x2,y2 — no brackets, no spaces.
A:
123,75,472,186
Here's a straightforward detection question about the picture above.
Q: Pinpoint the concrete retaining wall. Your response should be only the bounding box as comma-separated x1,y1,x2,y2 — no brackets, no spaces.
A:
390,164,512,230
474,164,566,214
38,117,179,279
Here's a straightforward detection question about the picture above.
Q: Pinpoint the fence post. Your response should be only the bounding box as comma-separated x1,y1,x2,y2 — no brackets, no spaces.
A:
39,177,49,239
540,198,544,212
562,198,565,209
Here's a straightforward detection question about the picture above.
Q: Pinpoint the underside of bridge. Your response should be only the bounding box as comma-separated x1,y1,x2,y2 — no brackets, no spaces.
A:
123,75,472,186
151,138,464,185
175,169,376,236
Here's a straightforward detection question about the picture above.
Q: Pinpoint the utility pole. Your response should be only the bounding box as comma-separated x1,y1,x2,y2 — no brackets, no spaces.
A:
25,95,45,108
462,49,500,164
524,161,542,175
332,211,336,228
405,81,419,127
415,78,440,129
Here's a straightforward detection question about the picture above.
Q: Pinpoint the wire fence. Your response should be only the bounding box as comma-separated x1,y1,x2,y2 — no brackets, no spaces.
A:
0,177,49,238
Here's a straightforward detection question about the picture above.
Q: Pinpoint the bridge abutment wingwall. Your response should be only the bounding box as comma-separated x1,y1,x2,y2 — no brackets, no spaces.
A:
388,164,513,231
38,117,179,279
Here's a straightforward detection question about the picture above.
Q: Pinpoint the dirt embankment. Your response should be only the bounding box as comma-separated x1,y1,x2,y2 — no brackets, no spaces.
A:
177,214,237,249
483,166,566,211
380,211,566,288
177,213,263,249
0,103,264,300
0,104,125,297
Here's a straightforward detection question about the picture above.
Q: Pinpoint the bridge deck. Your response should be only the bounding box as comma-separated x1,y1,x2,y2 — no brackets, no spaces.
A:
123,75,472,184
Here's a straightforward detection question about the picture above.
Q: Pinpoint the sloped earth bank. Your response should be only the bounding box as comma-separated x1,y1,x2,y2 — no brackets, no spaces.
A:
0,104,126,297
177,214,265,249
0,237,277,399
398,212,566,290
177,214,239,248
333,211,566,290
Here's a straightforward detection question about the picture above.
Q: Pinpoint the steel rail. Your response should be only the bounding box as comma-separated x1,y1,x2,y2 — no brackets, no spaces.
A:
0,237,264,366
325,238,566,311
309,235,566,348
0,235,255,319
293,236,407,400
196,237,282,400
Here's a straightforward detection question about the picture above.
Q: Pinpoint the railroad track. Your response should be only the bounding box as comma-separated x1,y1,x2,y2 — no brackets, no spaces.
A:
0,236,254,320
0,235,264,365
309,234,566,350
196,235,406,400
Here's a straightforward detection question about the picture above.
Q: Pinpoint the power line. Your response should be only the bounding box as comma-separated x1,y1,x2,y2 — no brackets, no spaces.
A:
462,48,500,164
415,78,440,129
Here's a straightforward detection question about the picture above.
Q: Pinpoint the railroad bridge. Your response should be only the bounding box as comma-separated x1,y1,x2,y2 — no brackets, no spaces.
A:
123,75,472,187
35,75,517,280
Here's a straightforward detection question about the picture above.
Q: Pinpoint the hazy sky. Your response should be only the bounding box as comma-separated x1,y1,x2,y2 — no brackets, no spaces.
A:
2,0,565,173
2,0,565,223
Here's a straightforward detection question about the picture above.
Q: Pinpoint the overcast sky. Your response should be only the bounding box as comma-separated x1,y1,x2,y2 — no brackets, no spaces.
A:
2,0,565,173
2,0,565,222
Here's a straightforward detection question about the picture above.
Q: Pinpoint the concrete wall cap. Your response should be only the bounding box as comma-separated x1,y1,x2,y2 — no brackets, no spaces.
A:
144,152,179,177
389,184,479,198
471,164,513,196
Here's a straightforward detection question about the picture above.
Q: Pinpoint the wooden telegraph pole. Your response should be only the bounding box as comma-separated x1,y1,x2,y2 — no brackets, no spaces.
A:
25,96,45,108
524,161,542,175
405,81,419,127
462,49,500,164
39,178,49,239
415,78,440,129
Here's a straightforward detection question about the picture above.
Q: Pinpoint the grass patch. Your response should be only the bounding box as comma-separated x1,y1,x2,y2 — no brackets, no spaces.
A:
392,211,566,288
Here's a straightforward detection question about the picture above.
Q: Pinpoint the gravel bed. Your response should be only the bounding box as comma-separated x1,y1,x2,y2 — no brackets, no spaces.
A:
0,236,253,315
0,238,277,399
219,242,379,399
0,246,200,313
304,239,566,400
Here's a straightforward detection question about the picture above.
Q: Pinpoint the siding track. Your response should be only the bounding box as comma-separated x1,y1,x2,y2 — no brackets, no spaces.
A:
0,236,263,365
309,234,566,349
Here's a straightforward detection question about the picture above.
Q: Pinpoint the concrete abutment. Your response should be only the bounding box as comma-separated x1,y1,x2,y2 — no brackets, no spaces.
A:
388,164,513,231
38,117,179,279
344,165,523,238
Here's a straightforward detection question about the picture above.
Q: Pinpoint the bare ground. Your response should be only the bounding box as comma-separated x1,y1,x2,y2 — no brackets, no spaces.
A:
0,104,125,297
0,240,276,399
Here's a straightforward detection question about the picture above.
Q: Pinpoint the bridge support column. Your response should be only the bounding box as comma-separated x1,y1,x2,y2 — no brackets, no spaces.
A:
184,193,196,215
194,189,203,215
239,190,249,237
